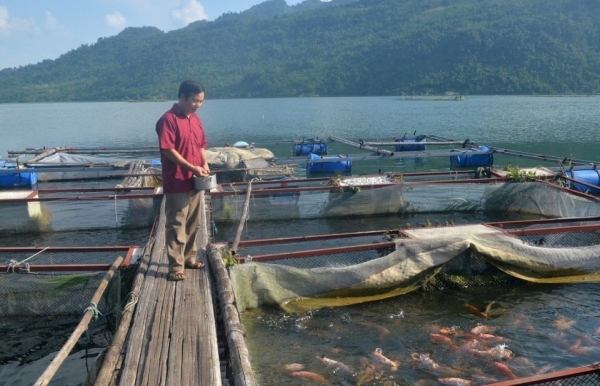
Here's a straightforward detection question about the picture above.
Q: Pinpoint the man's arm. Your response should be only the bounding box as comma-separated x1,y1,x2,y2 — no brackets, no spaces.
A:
161,148,208,177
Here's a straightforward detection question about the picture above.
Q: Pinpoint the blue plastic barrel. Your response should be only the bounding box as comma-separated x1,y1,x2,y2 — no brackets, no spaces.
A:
450,145,493,168
294,142,328,156
566,169,600,194
395,136,427,151
306,153,352,173
0,163,38,188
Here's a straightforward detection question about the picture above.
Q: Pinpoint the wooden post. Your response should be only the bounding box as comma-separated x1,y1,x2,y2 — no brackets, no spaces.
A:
207,244,256,386
231,180,253,253
33,255,124,386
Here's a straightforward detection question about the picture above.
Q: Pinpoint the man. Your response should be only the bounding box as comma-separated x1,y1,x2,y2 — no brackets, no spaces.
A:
156,79,210,281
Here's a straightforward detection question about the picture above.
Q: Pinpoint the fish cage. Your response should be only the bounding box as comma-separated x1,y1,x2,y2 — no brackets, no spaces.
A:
0,246,142,316
3,148,162,184
211,217,600,386
223,215,600,313
0,187,162,235
270,135,600,179
214,216,600,385
209,171,600,223
209,170,600,386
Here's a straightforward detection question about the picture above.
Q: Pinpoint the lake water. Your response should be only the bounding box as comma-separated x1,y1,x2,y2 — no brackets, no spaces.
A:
1,96,600,385
1,95,599,165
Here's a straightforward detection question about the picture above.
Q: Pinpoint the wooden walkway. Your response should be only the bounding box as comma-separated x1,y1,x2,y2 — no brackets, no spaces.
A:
94,192,222,385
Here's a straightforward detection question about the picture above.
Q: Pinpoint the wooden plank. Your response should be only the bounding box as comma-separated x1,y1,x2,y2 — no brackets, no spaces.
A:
141,265,173,386
118,201,167,385
116,191,222,386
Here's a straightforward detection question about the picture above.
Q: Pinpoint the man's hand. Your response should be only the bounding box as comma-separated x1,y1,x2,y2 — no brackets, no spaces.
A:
192,165,209,177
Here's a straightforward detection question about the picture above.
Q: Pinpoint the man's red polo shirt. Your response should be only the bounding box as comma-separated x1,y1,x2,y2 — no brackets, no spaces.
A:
156,103,208,193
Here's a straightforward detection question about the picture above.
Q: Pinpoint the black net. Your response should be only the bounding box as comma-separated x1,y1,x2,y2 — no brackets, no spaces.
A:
0,249,124,316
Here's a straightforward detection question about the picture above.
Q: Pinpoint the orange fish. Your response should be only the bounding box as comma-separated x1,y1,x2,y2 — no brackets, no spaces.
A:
464,301,495,319
430,333,453,345
291,371,332,385
493,361,517,379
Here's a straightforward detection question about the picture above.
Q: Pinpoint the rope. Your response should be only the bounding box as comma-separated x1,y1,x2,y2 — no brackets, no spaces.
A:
6,260,18,273
6,247,49,272
122,292,138,312
229,183,239,219
83,302,102,321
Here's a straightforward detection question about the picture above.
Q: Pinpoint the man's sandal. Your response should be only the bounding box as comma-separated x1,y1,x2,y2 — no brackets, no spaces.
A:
185,261,204,269
168,271,186,281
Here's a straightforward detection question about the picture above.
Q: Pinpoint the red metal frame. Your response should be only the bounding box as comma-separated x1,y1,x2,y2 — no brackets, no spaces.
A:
212,177,512,197
236,241,396,263
0,192,162,203
0,246,138,273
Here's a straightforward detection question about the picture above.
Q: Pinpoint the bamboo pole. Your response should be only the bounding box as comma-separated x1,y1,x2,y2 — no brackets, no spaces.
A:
33,255,124,386
362,140,469,146
491,147,597,166
329,135,394,155
92,240,155,386
231,180,253,252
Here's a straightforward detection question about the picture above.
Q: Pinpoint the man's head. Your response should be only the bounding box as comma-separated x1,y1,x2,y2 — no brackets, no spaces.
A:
178,80,205,116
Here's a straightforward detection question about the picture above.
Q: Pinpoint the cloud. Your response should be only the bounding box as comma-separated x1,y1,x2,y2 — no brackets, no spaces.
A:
0,6,37,37
105,11,128,30
171,0,207,26
44,11,58,30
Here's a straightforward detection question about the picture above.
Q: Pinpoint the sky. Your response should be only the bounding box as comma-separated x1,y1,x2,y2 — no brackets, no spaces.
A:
0,0,306,70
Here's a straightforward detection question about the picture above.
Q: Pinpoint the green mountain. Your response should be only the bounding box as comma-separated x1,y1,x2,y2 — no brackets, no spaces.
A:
1,0,599,102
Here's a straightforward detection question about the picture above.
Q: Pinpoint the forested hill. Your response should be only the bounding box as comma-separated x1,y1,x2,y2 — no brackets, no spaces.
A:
1,0,599,102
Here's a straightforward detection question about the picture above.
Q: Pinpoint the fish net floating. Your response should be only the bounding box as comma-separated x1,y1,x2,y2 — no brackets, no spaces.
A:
228,217,600,313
